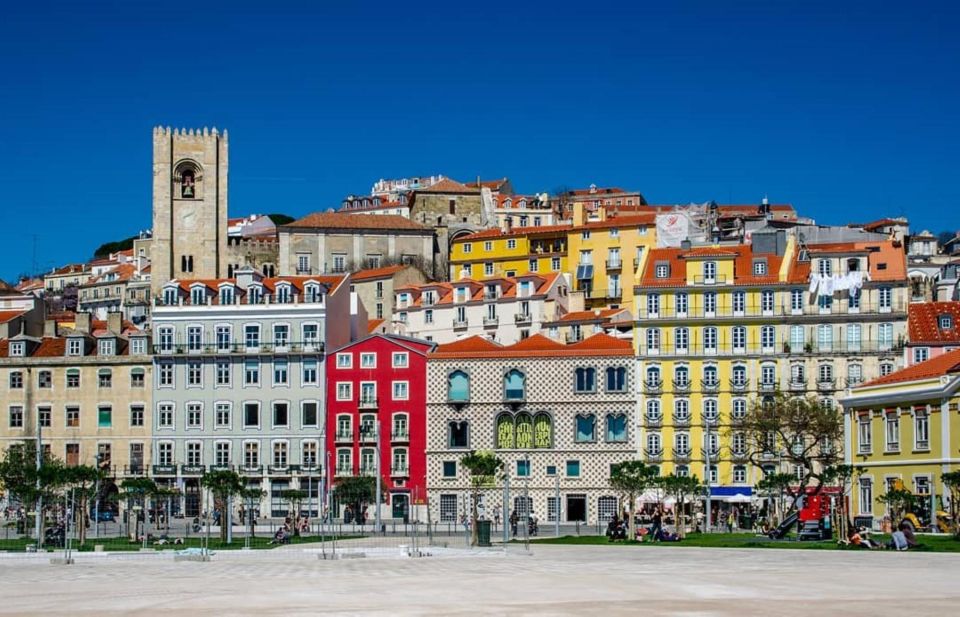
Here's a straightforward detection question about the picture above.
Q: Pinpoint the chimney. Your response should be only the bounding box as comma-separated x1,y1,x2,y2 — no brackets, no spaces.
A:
44,319,58,338
107,311,123,334
75,312,91,334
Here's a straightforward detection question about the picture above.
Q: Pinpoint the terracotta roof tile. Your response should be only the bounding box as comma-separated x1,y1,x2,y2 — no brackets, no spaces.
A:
413,178,479,194
456,224,571,241
908,302,960,344
0,310,27,324
555,308,630,324
283,212,428,231
432,335,502,354
351,265,409,282
857,348,960,388
367,318,385,333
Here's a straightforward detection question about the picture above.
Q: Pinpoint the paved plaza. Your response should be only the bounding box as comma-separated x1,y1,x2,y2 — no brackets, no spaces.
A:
0,543,957,616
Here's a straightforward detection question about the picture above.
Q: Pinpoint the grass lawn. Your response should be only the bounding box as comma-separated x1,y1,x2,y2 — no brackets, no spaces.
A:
0,534,358,553
529,532,960,553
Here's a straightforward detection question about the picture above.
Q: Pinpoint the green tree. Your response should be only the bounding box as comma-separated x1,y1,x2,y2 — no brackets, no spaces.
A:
878,488,916,527
201,469,245,542
266,213,295,225
0,444,66,546
240,487,265,538
942,471,960,537
610,460,658,541
281,489,308,536
460,451,504,546
92,235,138,258
60,464,104,546
333,476,377,523
119,477,157,542
659,474,704,538
739,393,843,509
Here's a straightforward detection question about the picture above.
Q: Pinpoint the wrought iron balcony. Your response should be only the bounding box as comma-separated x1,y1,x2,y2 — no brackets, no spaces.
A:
643,449,663,463
358,397,378,410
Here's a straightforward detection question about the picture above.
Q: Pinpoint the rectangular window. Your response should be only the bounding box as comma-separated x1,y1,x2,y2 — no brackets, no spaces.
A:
244,403,260,428
182,402,201,428
98,369,112,388
336,353,352,369
302,358,318,384
157,442,173,466
859,478,873,515
440,494,457,522
215,442,231,467
215,403,231,428
186,442,202,466
360,353,376,369
914,414,929,450
303,324,319,348
8,406,23,428
157,404,173,428
129,405,144,427
38,371,52,388
885,414,900,452
516,460,530,477
38,405,51,428
302,402,318,427
216,326,232,351
244,359,260,385
879,287,892,311
393,381,409,400
392,352,408,368
216,360,231,386
566,460,581,477
273,359,289,385
913,347,929,364
791,289,804,312
337,382,352,401
68,338,83,356
187,326,202,351
244,442,259,468
158,361,173,387
187,361,202,386
244,324,260,349
442,461,457,478
9,371,23,389
66,405,80,428
273,402,289,427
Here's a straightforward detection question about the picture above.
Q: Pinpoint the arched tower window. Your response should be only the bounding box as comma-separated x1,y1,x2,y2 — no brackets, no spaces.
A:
181,169,196,198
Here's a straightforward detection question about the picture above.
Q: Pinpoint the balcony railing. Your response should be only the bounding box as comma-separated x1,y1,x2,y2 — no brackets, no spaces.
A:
816,379,837,392
152,464,177,476
672,414,691,427
391,430,409,441
453,319,468,329
483,316,499,327
390,465,409,476
643,380,663,394
673,448,692,462
335,466,353,477
268,465,291,475
729,379,748,392
644,449,663,463
642,342,904,357
335,430,353,442
240,465,263,475
673,380,691,393
701,380,720,393
644,414,662,428
692,275,728,285
359,430,376,443
635,301,907,321
605,259,622,271
359,397,378,410
514,313,532,324
152,341,324,355
181,464,205,475
758,381,779,392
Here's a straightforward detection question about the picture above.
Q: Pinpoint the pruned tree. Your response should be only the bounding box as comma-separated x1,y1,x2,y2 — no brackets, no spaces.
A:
609,460,658,541
659,473,704,538
281,489,308,536
460,451,504,546
821,464,864,542
61,464,104,545
201,469,245,542
739,393,843,510
240,487,265,538
118,477,157,542
941,471,960,537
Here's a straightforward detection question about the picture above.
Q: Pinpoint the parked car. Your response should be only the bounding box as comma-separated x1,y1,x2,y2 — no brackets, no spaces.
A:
93,509,116,522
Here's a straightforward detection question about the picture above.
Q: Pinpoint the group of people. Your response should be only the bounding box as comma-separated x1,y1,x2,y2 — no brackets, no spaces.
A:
508,510,538,537
846,522,918,551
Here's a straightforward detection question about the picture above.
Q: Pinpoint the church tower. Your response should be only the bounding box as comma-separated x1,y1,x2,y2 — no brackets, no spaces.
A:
150,126,228,295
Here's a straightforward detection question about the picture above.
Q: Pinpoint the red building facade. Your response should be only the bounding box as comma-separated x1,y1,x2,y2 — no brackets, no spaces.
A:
325,334,434,521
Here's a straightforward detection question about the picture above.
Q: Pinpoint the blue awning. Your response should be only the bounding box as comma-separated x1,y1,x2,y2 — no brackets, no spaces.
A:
710,486,752,498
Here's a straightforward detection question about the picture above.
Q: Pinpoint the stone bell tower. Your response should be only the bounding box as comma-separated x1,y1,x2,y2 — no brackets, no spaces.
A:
150,126,228,295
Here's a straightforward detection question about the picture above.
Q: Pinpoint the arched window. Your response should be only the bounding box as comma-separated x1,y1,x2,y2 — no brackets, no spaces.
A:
674,399,690,420
533,413,552,448
575,414,595,442
447,420,468,448
646,399,661,420
645,366,661,387
605,366,626,392
275,284,291,304
181,169,196,198
606,414,627,442
574,367,595,392
703,365,719,386
732,364,747,387
448,370,470,402
496,414,515,449
515,413,534,449
504,369,525,401
703,399,718,423
674,365,689,386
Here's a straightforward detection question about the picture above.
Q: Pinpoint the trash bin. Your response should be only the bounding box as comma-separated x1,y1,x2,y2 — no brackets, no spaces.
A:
477,520,492,547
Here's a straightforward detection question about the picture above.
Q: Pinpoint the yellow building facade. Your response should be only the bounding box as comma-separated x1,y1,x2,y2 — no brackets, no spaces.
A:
634,232,909,493
448,225,568,281
841,350,960,521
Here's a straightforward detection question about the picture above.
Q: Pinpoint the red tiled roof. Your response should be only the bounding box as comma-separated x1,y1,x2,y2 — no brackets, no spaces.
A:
367,319,385,333
908,302,960,344
166,274,346,299
48,264,87,276
283,212,428,231
430,332,632,358
640,245,783,287
351,265,409,282
0,310,26,324
0,337,66,358
786,240,906,284
859,218,906,232
858,349,960,388
85,263,139,286
465,178,510,191
396,272,562,308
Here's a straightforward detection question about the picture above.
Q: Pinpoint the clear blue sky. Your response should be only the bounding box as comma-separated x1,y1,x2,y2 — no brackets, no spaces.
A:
1,0,957,281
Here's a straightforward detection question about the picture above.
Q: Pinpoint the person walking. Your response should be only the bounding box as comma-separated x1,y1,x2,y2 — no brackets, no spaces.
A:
509,510,519,536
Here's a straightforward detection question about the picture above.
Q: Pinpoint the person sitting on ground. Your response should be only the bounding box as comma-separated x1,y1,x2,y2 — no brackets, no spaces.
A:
606,516,625,541
888,526,909,551
900,523,918,548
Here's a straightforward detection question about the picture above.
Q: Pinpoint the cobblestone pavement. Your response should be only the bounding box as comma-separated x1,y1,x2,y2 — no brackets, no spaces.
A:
0,544,957,616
